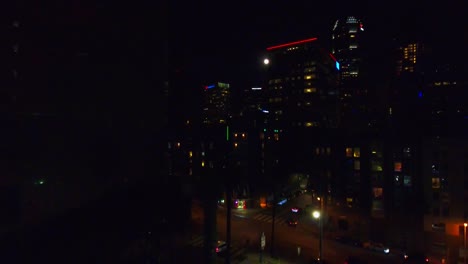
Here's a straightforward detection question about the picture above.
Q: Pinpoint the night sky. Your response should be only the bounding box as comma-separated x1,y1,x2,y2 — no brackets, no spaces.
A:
170,0,466,88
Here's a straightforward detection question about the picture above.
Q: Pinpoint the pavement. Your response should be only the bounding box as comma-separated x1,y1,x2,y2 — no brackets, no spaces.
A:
240,253,298,264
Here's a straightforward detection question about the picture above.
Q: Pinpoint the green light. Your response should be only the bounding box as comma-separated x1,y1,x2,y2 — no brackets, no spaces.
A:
274,129,278,133
263,128,266,132
34,179,45,185
226,126,229,141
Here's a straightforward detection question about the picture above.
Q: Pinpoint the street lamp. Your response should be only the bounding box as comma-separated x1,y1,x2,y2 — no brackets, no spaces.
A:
313,197,324,263
313,211,320,219
464,223,467,264
263,58,269,65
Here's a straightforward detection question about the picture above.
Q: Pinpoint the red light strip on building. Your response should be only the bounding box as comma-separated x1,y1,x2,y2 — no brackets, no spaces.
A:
329,53,337,62
266,37,318,51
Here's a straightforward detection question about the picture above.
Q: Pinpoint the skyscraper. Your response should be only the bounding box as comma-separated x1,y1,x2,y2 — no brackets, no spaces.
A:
202,82,231,125
332,16,365,83
331,16,368,130
264,37,340,130
396,42,425,76
262,37,340,197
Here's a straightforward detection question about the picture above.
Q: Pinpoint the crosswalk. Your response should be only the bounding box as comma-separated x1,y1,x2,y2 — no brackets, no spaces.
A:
251,210,297,226
187,235,246,261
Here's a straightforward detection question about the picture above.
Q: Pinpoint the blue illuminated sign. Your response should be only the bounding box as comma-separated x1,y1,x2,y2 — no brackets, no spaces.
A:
335,61,340,70
207,85,215,89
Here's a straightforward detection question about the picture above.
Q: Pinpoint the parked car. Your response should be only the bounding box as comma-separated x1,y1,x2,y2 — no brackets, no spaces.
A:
287,218,298,227
363,241,390,254
215,241,227,253
291,206,303,214
403,252,429,263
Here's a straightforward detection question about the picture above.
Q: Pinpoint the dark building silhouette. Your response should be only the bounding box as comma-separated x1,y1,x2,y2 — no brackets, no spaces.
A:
3,1,170,262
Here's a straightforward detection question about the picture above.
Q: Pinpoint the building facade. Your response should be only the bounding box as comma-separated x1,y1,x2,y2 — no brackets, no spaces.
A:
331,16,371,131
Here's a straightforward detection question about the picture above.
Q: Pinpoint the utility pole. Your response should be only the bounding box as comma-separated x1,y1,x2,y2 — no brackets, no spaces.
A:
225,168,232,264
270,186,276,258
202,167,217,264
319,197,324,263
225,120,233,264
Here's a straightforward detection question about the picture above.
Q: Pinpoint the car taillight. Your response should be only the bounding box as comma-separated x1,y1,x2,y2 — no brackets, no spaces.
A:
425,258,428,262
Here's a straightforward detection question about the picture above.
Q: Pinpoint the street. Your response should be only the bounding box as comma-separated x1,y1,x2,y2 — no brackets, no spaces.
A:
190,193,402,263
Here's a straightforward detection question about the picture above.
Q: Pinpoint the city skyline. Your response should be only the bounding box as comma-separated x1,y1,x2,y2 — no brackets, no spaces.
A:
171,0,467,88
3,1,468,263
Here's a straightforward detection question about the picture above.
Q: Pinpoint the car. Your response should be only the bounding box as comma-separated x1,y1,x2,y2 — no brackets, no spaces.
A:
403,252,429,263
287,218,298,227
363,241,390,254
215,241,227,253
291,207,303,213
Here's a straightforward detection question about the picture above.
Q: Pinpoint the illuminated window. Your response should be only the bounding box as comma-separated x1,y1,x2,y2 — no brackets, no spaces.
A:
234,142,238,148
353,148,360,158
432,178,440,188
403,147,411,157
189,168,193,175
394,175,401,186
371,150,382,158
326,147,331,155
346,147,353,157
305,122,317,127
394,162,402,172
315,147,320,155
304,88,317,93
201,161,205,167
234,133,238,138
304,67,316,73
274,134,279,141
373,187,383,198
189,151,193,158
304,74,316,80
404,175,412,186
177,142,181,148
371,161,383,171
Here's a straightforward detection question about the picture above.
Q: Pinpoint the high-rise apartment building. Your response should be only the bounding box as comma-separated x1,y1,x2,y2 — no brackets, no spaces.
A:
396,42,425,76
332,16,365,82
261,37,340,199
202,82,231,125
264,37,340,130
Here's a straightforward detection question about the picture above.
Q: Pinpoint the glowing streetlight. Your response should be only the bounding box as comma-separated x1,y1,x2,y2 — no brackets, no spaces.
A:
313,197,324,263
312,211,320,219
263,58,270,65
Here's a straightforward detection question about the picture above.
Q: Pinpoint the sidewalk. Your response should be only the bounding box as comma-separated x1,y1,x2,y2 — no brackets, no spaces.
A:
239,252,307,264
